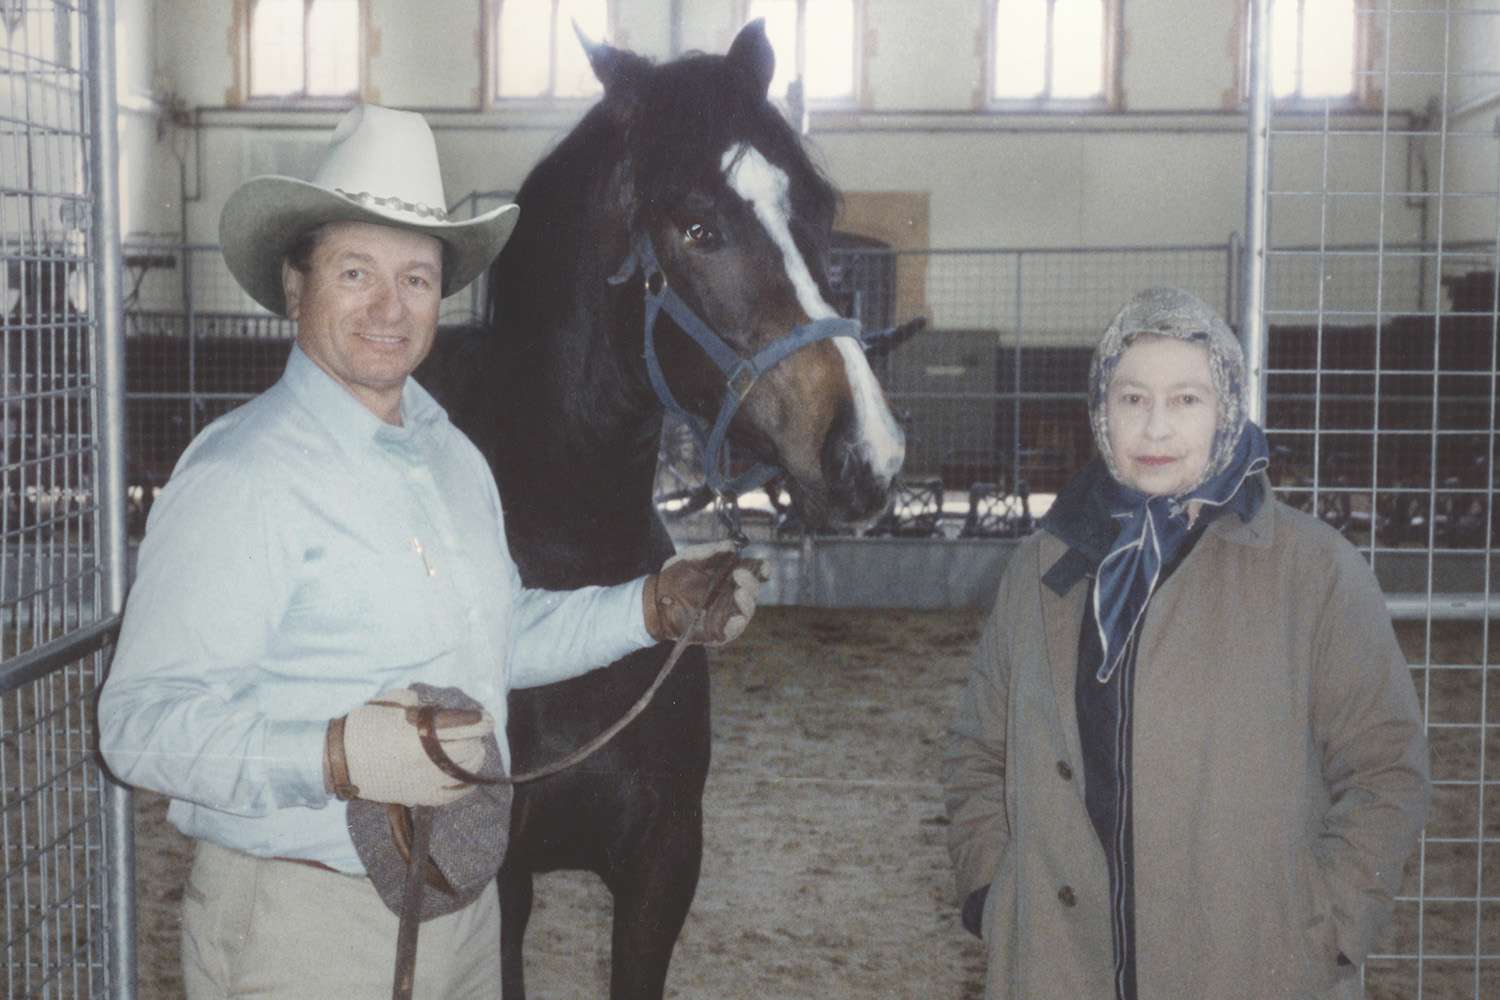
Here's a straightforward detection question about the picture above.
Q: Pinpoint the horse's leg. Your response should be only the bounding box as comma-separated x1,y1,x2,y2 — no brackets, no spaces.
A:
498,858,534,1000
605,797,704,1000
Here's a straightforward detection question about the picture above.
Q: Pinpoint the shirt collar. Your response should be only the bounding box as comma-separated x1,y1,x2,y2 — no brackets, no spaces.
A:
281,342,449,459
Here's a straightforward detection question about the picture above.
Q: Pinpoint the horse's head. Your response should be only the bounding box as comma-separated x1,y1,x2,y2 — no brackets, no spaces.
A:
583,21,905,530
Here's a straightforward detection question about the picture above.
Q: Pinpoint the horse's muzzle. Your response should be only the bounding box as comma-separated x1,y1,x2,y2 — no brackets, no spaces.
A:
821,416,903,525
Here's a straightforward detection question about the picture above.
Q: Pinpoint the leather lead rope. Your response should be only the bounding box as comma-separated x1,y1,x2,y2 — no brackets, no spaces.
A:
388,552,742,999
408,552,741,789
392,805,434,1000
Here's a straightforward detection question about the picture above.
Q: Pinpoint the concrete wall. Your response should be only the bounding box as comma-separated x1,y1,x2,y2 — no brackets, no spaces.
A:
114,1,1488,308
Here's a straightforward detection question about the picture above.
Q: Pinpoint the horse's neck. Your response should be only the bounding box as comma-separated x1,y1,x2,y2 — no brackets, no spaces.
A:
489,299,663,550
480,159,669,561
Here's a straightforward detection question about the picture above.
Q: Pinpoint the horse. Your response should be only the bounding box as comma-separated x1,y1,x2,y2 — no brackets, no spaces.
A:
417,21,906,998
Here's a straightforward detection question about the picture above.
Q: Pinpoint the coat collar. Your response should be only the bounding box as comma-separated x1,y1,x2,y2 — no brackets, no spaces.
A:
1034,472,1276,777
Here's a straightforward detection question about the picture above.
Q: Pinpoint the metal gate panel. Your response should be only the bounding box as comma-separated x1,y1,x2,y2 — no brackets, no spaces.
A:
1247,2,1500,997
2,2,129,998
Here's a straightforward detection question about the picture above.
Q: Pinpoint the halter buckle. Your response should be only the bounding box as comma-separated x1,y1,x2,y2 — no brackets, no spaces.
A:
726,362,757,401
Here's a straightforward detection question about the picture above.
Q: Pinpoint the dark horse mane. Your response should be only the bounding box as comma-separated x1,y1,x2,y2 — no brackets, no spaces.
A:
489,47,839,336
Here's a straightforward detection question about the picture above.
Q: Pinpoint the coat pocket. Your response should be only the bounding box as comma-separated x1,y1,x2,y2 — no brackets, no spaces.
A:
1292,841,1343,995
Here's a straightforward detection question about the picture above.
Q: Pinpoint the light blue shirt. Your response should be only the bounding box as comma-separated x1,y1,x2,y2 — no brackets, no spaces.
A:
99,345,653,872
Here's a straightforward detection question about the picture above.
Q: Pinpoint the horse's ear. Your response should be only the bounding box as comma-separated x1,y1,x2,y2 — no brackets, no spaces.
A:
727,19,776,98
575,22,646,95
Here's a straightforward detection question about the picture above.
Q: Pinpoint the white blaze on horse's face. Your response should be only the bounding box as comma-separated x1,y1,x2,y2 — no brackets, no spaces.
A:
720,143,906,492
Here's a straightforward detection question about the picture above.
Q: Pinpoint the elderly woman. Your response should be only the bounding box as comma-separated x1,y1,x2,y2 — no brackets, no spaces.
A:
942,288,1428,1000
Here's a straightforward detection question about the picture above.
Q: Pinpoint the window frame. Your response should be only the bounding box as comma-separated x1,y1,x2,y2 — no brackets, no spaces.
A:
737,0,866,108
236,0,370,108
485,0,621,106
1233,0,1382,110
984,0,1122,112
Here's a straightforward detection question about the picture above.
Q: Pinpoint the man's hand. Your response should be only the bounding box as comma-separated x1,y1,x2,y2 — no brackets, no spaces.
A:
643,541,771,646
324,687,494,806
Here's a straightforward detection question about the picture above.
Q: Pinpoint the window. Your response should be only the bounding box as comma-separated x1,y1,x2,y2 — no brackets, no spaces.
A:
1244,0,1366,104
492,0,612,101
742,0,860,104
245,0,363,101
988,0,1118,106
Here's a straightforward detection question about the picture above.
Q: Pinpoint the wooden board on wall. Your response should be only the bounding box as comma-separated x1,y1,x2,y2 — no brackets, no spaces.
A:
836,190,930,323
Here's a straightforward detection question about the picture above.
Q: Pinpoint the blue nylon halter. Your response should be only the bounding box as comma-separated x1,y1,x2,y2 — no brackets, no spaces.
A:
609,234,864,497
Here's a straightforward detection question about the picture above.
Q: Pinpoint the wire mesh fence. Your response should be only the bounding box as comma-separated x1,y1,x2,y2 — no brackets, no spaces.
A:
119,235,1493,552
848,243,1237,499
116,240,1241,544
1253,2,1500,997
2,1,120,997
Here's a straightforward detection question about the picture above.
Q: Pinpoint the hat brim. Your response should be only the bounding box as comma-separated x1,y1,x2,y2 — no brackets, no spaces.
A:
219,176,519,316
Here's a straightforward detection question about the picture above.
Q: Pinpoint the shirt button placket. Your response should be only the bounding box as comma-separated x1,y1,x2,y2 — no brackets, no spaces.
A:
403,465,453,642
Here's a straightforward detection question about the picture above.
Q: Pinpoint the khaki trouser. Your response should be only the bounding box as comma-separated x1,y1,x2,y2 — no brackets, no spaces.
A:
181,840,500,999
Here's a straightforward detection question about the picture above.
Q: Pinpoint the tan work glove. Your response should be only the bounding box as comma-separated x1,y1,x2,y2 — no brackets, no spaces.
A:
324,687,494,807
643,541,770,646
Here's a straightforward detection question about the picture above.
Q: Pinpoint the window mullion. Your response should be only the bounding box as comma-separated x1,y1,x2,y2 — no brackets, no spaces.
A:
496,0,507,101
796,0,806,89
302,0,313,98
546,0,558,97
1043,0,1056,100
247,0,256,99
1295,0,1306,99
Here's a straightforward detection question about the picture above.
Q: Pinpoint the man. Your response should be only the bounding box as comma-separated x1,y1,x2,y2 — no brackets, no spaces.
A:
98,105,764,999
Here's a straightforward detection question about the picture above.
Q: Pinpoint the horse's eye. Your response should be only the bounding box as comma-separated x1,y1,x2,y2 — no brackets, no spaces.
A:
684,221,719,246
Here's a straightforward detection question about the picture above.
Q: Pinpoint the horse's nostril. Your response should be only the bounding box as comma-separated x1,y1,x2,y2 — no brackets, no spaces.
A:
835,443,857,483
822,446,892,521
819,406,901,522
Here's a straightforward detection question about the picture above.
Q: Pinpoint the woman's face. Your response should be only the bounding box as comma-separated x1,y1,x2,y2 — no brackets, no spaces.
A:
1105,336,1218,496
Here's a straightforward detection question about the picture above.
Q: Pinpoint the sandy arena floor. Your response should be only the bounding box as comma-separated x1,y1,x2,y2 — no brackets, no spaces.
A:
130,608,1493,999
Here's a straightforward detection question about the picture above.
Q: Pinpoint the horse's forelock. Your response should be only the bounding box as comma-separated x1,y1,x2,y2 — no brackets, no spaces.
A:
494,41,839,319
617,53,834,228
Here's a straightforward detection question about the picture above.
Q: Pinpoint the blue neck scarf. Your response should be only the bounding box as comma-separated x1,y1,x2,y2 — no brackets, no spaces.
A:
1091,422,1270,683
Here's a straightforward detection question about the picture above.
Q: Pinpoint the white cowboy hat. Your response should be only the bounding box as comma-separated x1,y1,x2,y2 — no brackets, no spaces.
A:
219,104,519,316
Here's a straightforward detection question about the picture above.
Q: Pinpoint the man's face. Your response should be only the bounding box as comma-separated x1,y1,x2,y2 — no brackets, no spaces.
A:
283,220,443,423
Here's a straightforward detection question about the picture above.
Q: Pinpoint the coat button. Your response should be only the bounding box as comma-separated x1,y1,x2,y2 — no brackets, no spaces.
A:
1056,760,1073,780
1058,885,1077,907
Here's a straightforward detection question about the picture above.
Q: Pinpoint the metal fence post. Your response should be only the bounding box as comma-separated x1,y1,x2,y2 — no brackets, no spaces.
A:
185,246,198,438
87,1,137,997
1226,230,1241,329
1011,252,1023,487
1240,0,1271,425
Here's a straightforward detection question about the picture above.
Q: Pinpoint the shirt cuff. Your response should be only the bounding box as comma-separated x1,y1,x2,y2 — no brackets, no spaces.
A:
620,576,656,648
263,718,333,809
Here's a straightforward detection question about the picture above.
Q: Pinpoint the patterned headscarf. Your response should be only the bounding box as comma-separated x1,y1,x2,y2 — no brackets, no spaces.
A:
1088,287,1250,494
1085,288,1269,682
